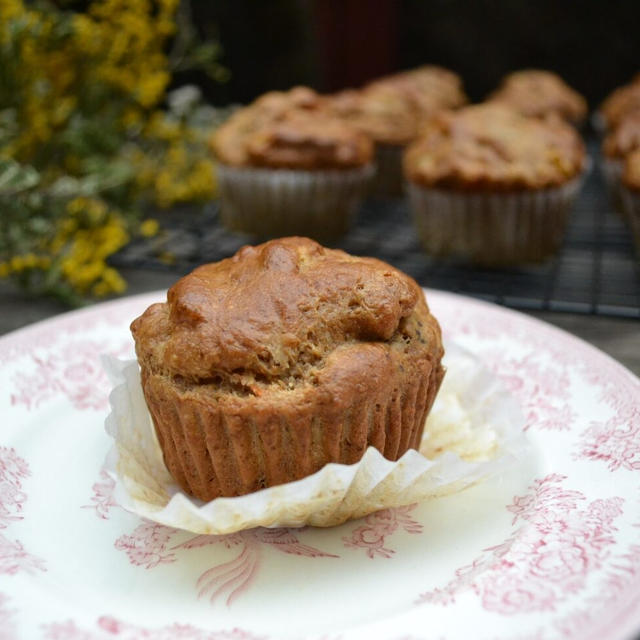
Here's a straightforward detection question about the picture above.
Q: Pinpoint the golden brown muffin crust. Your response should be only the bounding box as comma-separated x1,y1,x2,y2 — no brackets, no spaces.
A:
328,66,466,147
488,70,587,124
132,237,441,386
131,238,445,499
404,103,586,191
212,87,371,169
244,111,373,169
600,75,640,130
603,111,640,158
368,65,468,120
328,85,421,146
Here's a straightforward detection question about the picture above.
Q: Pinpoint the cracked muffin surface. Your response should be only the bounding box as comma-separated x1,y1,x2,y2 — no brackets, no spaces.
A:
131,237,445,500
211,87,371,170
404,103,586,191
487,69,587,124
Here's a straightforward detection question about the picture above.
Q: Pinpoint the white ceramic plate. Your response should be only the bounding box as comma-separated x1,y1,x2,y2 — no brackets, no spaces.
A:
1,290,639,640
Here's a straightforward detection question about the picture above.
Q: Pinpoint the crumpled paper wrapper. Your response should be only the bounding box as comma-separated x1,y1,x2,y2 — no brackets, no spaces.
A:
103,343,529,534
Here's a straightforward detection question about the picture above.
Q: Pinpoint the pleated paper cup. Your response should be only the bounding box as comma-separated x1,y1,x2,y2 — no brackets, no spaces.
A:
136,355,443,503
216,164,374,241
407,172,586,266
102,343,529,535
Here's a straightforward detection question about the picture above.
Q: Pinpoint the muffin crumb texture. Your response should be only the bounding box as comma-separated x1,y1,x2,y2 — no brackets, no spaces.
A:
131,237,444,501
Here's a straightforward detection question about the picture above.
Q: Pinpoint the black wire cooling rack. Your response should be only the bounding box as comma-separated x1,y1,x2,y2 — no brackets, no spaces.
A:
110,141,640,319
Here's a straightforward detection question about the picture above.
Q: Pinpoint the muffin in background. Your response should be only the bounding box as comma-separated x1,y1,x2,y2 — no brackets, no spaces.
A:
597,74,640,133
368,65,468,125
130,237,445,502
487,69,587,126
330,65,467,196
404,103,587,265
619,149,640,255
211,87,374,240
601,111,640,211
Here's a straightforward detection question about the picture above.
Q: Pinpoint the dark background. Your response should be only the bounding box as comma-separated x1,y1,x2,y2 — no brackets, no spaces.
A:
191,0,640,108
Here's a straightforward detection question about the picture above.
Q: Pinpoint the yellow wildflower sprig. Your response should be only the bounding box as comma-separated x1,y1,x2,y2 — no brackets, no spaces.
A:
0,0,226,304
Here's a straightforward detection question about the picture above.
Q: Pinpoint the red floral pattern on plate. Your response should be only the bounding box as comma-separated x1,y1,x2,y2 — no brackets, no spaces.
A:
418,474,624,615
0,593,16,640
342,504,422,558
480,350,576,432
92,470,424,602
82,471,117,520
42,617,267,640
2,291,640,639
0,447,45,576
115,523,338,606
10,339,130,412
0,447,29,529
574,366,640,472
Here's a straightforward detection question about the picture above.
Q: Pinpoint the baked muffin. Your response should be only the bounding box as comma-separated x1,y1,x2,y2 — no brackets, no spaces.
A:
619,149,640,254
130,237,445,502
487,70,587,125
368,65,468,123
329,66,467,196
404,103,586,264
598,74,640,132
211,88,374,239
601,111,640,211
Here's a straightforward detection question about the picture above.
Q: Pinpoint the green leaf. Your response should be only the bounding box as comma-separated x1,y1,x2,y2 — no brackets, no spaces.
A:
0,159,40,193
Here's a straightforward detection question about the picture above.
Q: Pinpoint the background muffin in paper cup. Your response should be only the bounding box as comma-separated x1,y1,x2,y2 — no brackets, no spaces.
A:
601,110,640,216
404,103,587,265
102,342,530,535
211,88,374,240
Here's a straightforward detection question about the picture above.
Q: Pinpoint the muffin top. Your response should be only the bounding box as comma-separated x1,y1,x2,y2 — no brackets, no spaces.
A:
328,66,466,146
487,70,587,124
243,111,373,169
131,237,443,395
623,149,640,192
404,103,586,190
600,75,640,130
328,84,422,145
367,65,468,120
211,87,372,169
603,111,640,158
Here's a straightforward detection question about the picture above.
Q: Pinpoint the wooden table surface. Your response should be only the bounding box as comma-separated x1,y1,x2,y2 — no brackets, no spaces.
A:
1,267,639,377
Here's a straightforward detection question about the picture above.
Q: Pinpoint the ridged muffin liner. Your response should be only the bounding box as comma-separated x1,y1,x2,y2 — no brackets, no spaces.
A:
216,163,374,240
102,342,529,534
407,170,586,266
619,185,640,255
370,143,406,197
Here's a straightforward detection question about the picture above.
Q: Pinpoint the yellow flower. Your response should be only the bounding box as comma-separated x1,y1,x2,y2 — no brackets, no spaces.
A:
10,255,25,272
136,70,169,108
139,218,159,237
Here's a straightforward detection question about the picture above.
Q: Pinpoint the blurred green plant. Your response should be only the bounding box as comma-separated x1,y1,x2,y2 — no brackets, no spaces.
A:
0,0,227,304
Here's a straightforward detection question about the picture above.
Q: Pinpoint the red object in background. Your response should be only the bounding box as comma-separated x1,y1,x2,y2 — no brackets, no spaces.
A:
313,0,399,91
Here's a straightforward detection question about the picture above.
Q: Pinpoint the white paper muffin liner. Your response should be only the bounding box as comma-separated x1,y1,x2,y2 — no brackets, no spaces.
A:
102,342,529,534
619,184,640,256
407,170,586,265
216,163,374,240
